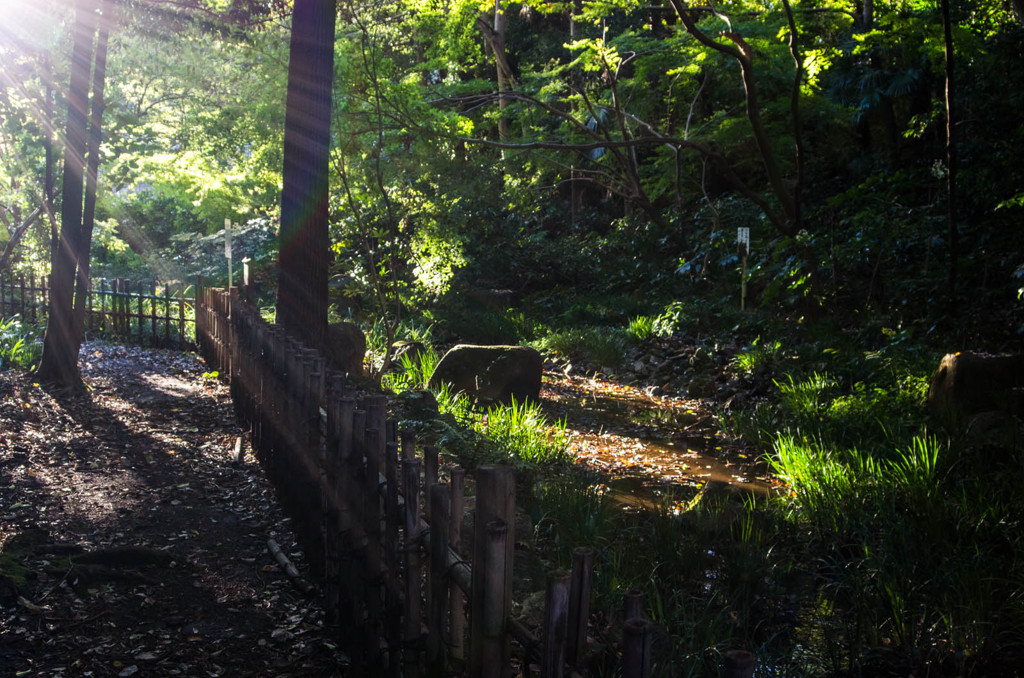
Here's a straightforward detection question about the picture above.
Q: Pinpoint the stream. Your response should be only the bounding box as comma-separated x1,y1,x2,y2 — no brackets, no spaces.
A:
541,372,779,511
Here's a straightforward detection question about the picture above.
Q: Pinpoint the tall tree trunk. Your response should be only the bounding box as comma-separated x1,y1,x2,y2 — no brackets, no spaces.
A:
477,4,516,141
43,52,57,241
494,0,510,140
941,0,957,304
275,0,336,350
35,0,98,389
73,0,113,345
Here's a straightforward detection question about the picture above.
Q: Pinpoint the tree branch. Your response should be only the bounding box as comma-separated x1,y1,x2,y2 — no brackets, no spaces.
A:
667,0,801,236
0,206,43,272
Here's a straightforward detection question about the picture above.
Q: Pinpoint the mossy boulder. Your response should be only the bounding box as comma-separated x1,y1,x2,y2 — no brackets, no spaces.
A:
325,322,366,377
428,344,543,405
927,352,1024,424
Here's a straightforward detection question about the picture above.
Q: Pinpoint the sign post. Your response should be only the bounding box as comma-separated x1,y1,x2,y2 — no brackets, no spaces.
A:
224,218,233,289
737,227,750,311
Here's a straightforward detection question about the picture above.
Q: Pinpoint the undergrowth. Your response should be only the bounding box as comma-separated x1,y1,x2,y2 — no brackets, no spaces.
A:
383,344,570,470
0,316,42,371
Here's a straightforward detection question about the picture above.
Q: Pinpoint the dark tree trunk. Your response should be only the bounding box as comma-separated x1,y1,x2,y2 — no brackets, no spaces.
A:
941,0,957,304
73,0,112,345
43,52,56,240
275,0,336,351
35,0,98,389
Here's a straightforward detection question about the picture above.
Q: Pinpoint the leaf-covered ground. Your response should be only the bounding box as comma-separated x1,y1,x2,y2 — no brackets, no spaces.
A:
0,343,348,677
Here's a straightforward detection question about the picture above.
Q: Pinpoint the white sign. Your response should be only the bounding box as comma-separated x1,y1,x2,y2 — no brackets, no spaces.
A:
737,227,750,250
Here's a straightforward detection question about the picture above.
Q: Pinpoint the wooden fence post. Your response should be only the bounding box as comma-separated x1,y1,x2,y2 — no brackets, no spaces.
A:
99,279,107,335
364,425,384,657
621,619,652,678
385,439,402,678
428,482,451,675
149,280,157,344
178,282,187,346
542,570,571,678
470,465,515,678
400,428,416,461
351,408,372,669
403,458,423,678
566,547,593,668
449,467,466,662
481,519,510,678
423,445,439,521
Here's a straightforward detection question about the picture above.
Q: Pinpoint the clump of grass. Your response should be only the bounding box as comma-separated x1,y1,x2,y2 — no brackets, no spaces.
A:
381,344,440,393
769,430,1022,672
533,471,620,559
626,315,656,342
364,318,437,374
481,396,570,465
731,336,784,375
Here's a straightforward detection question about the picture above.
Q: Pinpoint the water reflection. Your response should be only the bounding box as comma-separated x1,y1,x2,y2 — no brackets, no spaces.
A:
542,373,776,505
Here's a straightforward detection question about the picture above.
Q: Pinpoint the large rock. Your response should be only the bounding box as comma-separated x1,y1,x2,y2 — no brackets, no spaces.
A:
325,322,366,377
428,344,543,405
926,352,1024,423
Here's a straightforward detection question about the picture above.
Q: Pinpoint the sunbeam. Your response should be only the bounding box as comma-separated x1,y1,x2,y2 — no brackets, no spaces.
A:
0,0,69,58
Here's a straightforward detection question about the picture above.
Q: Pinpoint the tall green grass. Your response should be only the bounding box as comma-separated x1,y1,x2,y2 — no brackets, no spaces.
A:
770,430,1022,671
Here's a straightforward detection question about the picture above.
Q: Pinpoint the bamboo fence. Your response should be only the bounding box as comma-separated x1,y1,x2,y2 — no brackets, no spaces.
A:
194,285,679,678
0,269,194,348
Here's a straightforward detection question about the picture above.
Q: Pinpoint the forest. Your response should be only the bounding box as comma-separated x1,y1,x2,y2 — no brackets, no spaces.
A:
2,0,1024,675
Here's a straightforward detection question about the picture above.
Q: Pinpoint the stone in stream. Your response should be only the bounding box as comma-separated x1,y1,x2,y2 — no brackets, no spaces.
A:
428,344,543,405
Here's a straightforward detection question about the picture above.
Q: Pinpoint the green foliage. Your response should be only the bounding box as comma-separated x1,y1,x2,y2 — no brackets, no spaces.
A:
0,316,42,371
730,336,784,376
382,341,570,469
532,326,625,369
533,471,620,559
381,344,440,393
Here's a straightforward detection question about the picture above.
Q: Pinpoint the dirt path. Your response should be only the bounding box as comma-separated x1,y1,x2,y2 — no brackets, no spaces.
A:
0,343,347,677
